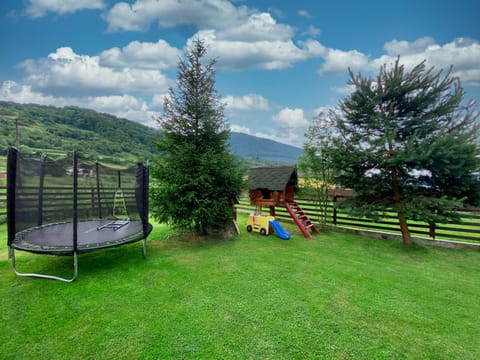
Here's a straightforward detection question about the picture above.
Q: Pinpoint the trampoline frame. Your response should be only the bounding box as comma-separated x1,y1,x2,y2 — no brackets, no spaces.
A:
6,148,151,282
9,247,79,282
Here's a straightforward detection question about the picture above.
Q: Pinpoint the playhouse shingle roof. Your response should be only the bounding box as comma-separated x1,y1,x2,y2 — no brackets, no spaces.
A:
248,165,297,191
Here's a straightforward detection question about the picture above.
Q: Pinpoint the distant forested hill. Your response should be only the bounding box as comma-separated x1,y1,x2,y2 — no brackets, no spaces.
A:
0,101,158,164
229,132,303,164
0,101,302,165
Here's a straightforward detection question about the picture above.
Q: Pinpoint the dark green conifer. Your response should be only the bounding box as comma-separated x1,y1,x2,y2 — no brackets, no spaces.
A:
150,38,243,235
327,58,480,245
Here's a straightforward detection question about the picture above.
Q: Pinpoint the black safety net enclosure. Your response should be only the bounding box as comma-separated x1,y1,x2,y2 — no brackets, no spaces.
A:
6,147,152,282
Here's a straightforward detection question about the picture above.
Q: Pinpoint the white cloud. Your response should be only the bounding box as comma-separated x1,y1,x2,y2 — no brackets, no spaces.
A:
302,25,321,37
317,48,370,75
383,37,436,56
312,106,334,118
80,94,159,126
0,80,159,127
219,12,294,41
151,93,168,108
0,43,170,127
272,107,309,127
106,1,325,71
229,124,252,133
230,123,300,146
0,80,61,105
19,47,171,97
230,124,270,138
331,84,355,95
298,10,312,18
316,37,480,87
372,37,480,86
99,39,181,70
276,129,301,146
25,0,104,18
105,0,249,32
191,30,325,70
224,94,270,111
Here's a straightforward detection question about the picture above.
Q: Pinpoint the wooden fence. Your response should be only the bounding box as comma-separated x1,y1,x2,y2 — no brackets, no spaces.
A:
3,186,480,243
236,195,480,243
0,185,5,217
16,185,135,219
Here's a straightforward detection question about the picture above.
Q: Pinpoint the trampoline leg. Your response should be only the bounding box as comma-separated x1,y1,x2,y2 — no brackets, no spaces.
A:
10,248,79,283
142,238,147,259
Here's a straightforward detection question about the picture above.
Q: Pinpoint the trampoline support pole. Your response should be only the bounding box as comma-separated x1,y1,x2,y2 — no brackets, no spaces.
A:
9,247,78,283
142,237,147,259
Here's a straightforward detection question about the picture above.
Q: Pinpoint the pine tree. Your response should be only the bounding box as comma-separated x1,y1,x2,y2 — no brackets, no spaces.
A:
150,38,243,235
326,58,480,245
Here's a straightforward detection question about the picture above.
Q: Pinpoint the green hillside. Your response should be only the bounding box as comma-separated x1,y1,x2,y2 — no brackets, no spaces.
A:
0,101,158,164
0,101,302,166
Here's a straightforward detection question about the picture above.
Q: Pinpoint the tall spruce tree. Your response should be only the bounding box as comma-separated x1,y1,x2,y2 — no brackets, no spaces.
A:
150,38,243,235
326,58,480,245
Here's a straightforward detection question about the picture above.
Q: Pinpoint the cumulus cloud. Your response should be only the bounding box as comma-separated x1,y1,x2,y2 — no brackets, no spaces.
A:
229,123,300,146
25,0,104,18
219,12,294,41
229,124,251,133
0,80,61,105
0,43,172,126
105,0,249,32
190,30,325,70
312,106,335,118
223,94,270,111
106,1,325,71
372,37,480,86
19,47,171,97
99,39,182,70
182,9,327,71
302,25,321,37
317,48,370,75
272,107,309,127
331,84,356,95
383,37,436,56
317,37,480,86
151,93,168,108
0,80,159,126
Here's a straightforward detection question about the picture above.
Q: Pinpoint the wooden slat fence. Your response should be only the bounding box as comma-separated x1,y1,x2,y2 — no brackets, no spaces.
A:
236,195,480,243
0,185,135,220
16,186,135,220
3,185,480,243
0,185,5,217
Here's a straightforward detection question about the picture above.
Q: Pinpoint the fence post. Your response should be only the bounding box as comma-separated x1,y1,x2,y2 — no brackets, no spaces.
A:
429,223,436,240
333,196,337,226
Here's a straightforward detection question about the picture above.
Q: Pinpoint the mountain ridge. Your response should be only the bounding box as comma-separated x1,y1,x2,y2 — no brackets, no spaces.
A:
0,101,302,165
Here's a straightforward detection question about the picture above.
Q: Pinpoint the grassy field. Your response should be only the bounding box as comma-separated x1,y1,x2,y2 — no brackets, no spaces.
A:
1,215,479,359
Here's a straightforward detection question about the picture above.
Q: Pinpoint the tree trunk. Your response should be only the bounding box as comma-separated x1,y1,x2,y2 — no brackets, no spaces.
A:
391,168,412,246
397,213,412,246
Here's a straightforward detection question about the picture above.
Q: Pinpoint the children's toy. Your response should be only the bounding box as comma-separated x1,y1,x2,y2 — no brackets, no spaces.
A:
269,219,291,240
246,214,290,240
247,165,319,238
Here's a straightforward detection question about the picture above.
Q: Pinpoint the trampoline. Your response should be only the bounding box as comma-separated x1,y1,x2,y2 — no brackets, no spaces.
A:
6,148,152,282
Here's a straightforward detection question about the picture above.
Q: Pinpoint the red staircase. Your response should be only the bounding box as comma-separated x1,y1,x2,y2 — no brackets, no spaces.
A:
285,202,319,238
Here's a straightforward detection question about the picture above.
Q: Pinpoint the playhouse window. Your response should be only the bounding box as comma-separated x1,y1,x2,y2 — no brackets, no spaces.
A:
260,188,271,199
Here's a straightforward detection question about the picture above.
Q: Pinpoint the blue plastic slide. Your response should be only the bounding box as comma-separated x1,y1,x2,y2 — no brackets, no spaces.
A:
269,220,291,240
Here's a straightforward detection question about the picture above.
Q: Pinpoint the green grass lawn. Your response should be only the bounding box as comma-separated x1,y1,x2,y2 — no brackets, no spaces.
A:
1,215,479,359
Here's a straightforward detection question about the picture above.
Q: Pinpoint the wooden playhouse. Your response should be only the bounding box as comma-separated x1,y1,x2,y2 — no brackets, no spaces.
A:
247,165,318,238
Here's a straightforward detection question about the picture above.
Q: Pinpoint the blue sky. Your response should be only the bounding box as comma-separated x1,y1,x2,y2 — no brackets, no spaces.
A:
1,0,479,147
